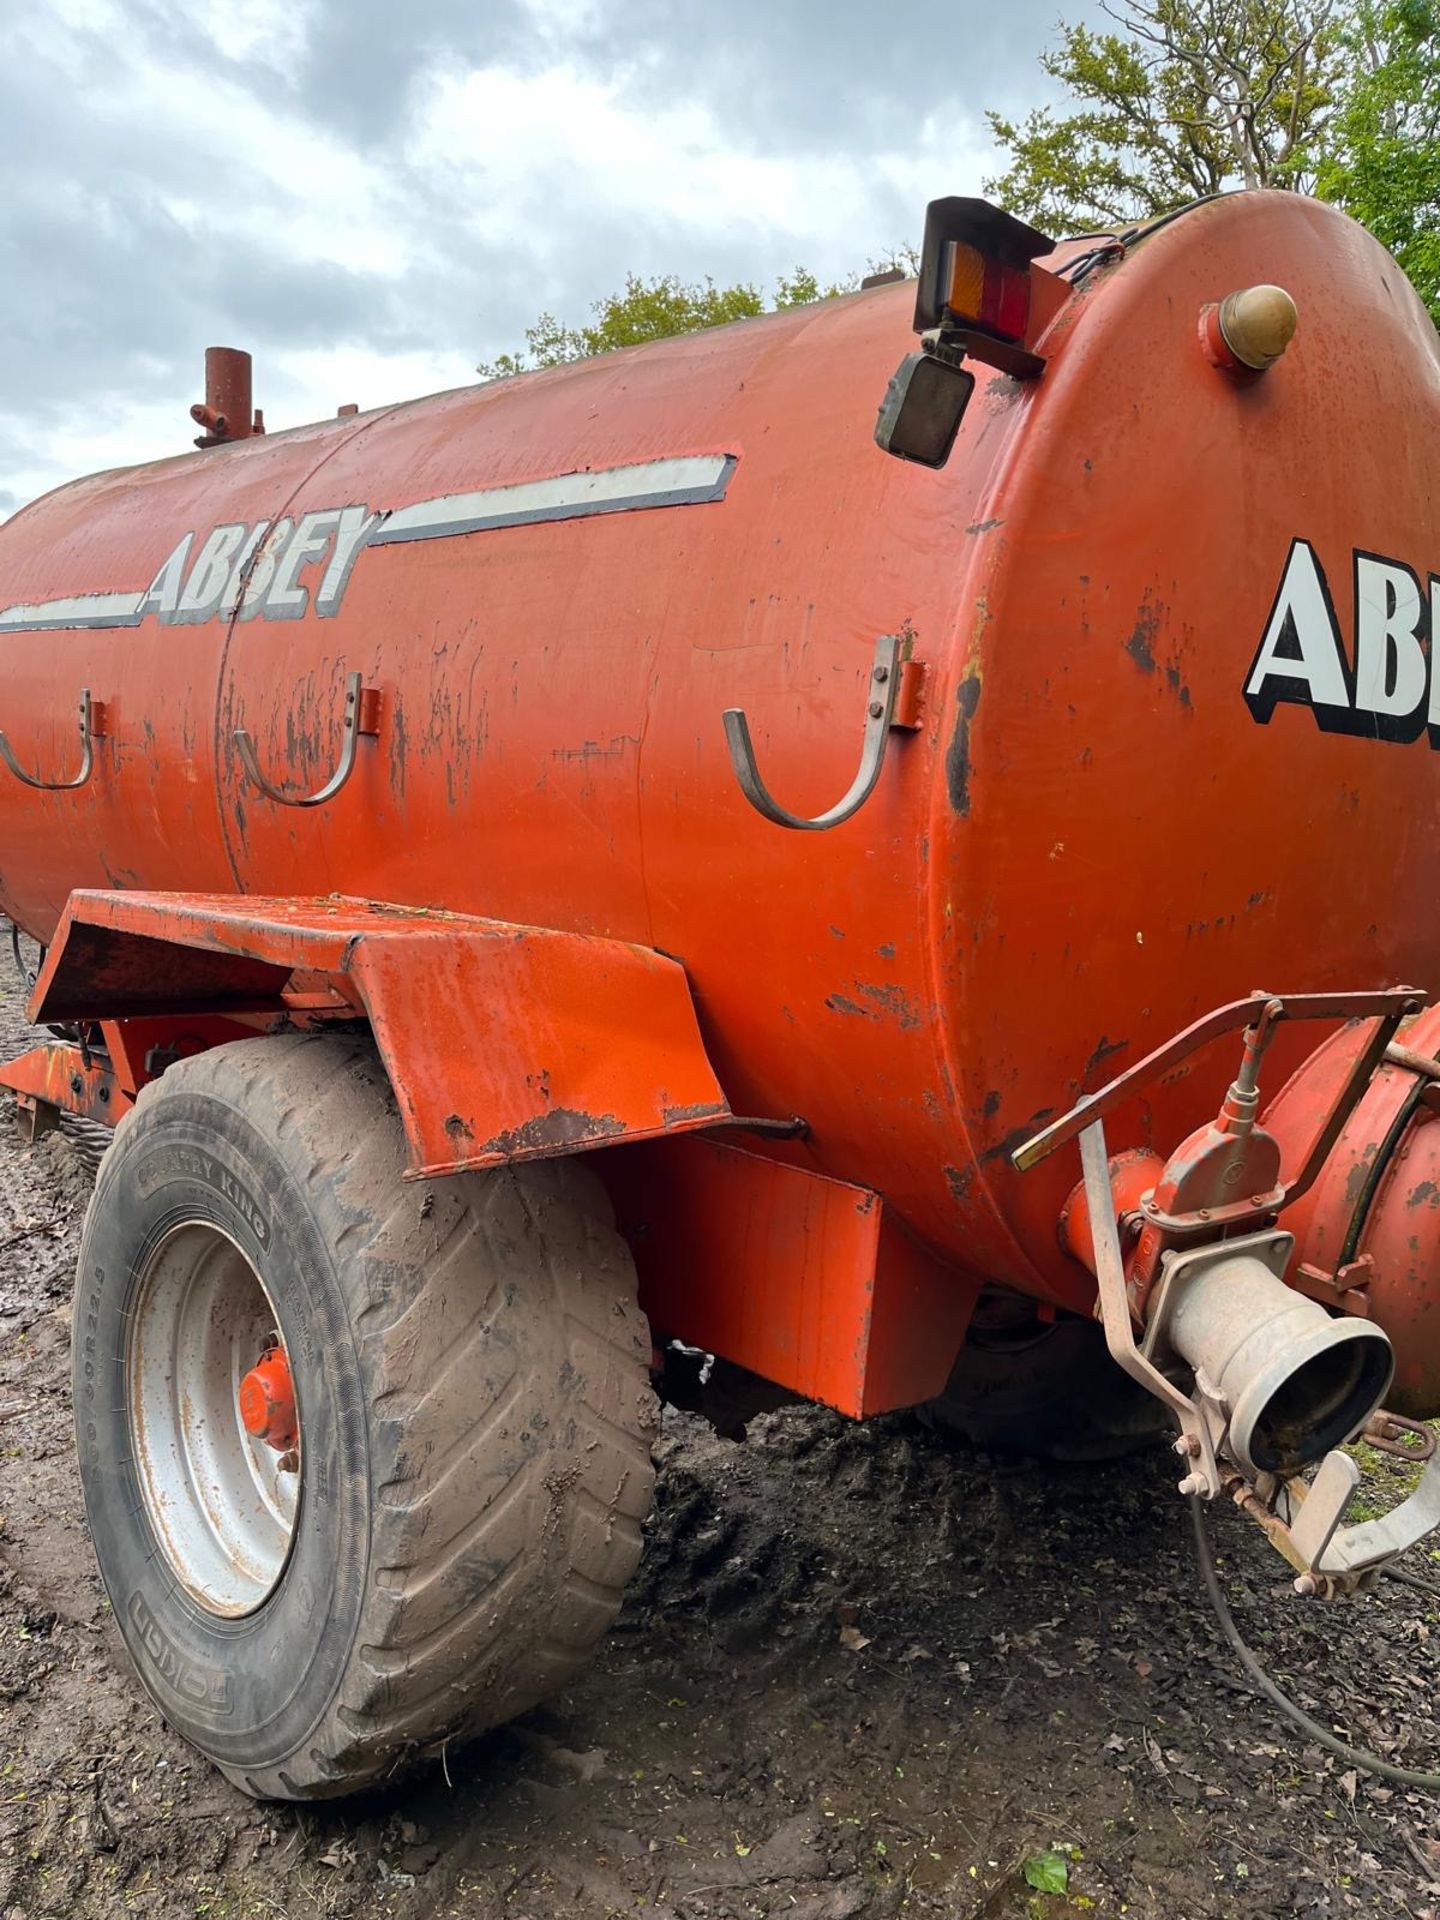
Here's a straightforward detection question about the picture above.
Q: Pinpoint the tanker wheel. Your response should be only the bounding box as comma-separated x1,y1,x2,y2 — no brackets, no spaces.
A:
921,1315,1170,1463
73,1032,656,1801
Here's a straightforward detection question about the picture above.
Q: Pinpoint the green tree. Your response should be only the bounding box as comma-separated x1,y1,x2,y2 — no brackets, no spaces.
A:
1314,0,1440,321
985,0,1343,230
477,261,909,379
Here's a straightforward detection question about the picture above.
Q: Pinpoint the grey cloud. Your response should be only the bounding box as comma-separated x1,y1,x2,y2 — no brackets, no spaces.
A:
574,1,1077,151
285,1,1081,154
0,3,592,427
0,14,428,427
0,0,1082,506
294,0,533,142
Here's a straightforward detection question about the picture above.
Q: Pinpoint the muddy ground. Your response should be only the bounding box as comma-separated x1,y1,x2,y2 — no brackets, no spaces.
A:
0,978,1438,1920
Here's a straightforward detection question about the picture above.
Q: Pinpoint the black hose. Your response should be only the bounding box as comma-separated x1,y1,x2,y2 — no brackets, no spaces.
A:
1386,1562,1440,1598
1189,1495,1440,1790
6,919,84,1048
8,921,33,994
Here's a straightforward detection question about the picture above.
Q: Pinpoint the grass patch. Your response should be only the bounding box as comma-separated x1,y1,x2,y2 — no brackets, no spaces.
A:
1343,1421,1440,1523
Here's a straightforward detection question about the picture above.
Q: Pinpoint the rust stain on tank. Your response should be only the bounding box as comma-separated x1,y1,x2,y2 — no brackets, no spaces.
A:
387,695,408,798
1125,601,1160,673
825,983,922,1029
854,982,922,1030
944,1163,974,1206
1082,1034,1129,1088
1164,662,1194,709
1344,1145,1380,1209
946,667,983,817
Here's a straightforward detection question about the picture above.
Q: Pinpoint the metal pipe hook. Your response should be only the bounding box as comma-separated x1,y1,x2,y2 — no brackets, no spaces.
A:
723,634,911,831
0,689,105,791
233,671,381,808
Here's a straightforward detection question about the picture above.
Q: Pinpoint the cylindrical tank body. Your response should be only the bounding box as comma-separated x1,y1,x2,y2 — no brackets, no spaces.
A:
2,192,1438,1314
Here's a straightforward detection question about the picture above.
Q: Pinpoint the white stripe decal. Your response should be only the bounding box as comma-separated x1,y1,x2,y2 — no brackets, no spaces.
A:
369,453,736,546
0,453,737,632
0,590,144,633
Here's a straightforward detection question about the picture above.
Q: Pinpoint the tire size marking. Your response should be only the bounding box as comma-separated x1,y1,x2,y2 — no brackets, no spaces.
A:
127,1592,232,1713
77,1280,101,1462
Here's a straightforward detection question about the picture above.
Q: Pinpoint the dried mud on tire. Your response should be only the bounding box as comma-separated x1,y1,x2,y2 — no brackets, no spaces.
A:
1,988,1439,1918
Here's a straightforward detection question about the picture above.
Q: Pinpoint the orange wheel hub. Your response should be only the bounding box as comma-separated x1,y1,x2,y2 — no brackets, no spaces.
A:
238,1345,297,1452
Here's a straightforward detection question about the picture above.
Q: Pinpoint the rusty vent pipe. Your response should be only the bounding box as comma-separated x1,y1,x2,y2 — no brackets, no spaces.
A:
191,347,263,448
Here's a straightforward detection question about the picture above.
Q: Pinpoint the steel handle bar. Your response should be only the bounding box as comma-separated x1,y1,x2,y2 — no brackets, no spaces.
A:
0,689,103,791
723,634,905,831
233,671,379,809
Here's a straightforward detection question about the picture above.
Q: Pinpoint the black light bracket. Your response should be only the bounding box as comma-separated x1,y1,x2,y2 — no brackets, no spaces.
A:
920,325,1045,383
875,196,1059,467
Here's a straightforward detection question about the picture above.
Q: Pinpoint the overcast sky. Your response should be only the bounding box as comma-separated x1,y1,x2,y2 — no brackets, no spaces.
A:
0,0,1080,517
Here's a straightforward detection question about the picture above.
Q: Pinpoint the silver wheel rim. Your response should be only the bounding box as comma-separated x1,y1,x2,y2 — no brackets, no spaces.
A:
129,1221,300,1617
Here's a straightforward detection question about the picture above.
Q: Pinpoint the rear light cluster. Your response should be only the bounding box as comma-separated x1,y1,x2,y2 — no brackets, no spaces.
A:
875,196,1067,470
941,240,1033,344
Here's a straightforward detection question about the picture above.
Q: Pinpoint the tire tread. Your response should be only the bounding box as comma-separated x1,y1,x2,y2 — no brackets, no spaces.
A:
106,1033,656,1799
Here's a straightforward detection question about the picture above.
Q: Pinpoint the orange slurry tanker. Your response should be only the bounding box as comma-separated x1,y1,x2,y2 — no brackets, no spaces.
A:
1,189,1439,1799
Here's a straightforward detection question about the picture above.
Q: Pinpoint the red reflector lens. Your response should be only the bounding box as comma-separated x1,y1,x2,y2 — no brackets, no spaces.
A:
943,242,1032,344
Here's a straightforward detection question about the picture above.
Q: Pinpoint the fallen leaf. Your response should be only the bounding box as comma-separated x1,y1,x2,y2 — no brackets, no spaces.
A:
1023,1849,1069,1895
839,1625,872,1653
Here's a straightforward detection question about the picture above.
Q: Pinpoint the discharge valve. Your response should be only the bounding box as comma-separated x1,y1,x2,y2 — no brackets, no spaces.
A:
1015,988,1440,1597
